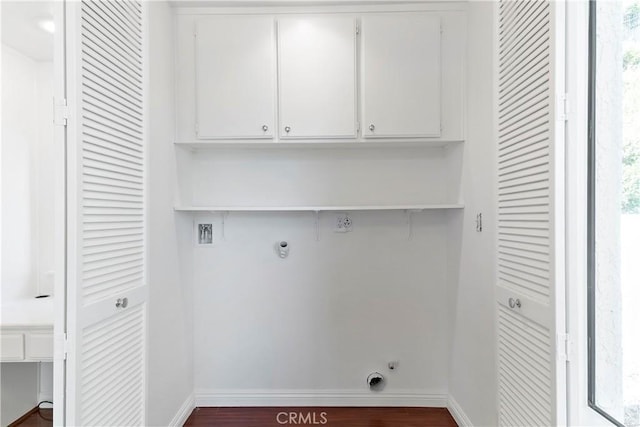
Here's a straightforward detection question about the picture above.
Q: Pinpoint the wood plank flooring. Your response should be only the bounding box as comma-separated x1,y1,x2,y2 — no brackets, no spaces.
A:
8,408,52,427
184,407,458,427
10,406,457,426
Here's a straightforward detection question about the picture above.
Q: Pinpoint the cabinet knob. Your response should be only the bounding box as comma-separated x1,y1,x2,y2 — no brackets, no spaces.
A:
508,297,521,309
369,124,375,131
284,126,291,133
262,125,268,132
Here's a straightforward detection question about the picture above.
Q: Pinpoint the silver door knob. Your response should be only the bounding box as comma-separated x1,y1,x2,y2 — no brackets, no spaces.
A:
369,124,375,131
115,297,129,308
262,125,268,132
508,297,521,309
284,126,291,133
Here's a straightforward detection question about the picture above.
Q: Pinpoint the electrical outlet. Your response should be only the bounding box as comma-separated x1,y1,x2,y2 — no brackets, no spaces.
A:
335,214,353,233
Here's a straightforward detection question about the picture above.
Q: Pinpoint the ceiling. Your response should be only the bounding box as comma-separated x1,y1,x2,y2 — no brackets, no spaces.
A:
1,1,54,62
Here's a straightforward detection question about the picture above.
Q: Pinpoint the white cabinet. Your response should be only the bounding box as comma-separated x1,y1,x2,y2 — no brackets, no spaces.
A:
0,334,24,361
195,16,276,139
179,11,462,142
27,333,54,361
277,16,357,139
362,14,441,138
0,330,53,362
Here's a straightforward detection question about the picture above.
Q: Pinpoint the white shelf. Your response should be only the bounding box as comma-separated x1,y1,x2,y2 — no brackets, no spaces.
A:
174,204,464,212
174,139,463,149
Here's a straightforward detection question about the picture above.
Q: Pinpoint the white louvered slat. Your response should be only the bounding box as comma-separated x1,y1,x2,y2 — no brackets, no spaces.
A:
80,0,145,295
66,0,146,425
84,129,143,154
498,305,553,426
496,0,565,425
498,0,551,301
79,306,145,426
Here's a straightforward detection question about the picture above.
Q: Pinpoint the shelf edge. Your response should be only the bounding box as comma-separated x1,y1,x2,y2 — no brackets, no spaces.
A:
174,204,465,212
174,140,464,149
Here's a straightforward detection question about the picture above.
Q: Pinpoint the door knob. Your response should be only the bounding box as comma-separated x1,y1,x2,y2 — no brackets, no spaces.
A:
262,125,268,132
369,124,375,131
284,126,291,133
115,297,129,309
508,297,521,309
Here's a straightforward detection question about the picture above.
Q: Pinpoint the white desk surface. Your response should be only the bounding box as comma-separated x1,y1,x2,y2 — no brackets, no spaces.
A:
1,297,54,329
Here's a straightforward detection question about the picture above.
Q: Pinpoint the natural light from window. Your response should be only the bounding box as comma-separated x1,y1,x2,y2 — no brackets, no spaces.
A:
590,1,640,426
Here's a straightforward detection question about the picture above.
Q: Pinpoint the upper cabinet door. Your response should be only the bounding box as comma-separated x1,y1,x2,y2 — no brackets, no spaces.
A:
278,16,357,139
362,14,441,138
195,17,275,139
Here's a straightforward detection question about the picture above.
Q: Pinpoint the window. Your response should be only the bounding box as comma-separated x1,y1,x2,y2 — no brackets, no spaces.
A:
588,1,640,426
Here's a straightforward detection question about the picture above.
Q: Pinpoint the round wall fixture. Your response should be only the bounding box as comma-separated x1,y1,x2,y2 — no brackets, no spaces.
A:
277,241,289,258
367,372,385,391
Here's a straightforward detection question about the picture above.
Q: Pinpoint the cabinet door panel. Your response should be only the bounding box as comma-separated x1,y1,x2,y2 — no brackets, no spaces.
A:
278,16,357,139
196,17,275,139
0,334,24,361
26,332,54,361
362,14,441,138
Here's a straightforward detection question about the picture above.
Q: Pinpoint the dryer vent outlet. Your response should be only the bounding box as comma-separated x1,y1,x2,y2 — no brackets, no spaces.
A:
367,372,385,391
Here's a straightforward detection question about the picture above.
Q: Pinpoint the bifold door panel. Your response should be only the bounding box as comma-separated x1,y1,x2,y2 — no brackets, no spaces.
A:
66,1,147,425
496,0,565,425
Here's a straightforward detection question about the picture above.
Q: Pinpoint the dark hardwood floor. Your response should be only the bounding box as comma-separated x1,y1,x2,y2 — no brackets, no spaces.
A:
8,408,52,427
184,407,458,427
9,406,456,426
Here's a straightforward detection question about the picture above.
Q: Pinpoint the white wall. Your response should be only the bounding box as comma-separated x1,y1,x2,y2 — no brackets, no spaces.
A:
1,46,55,300
0,362,53,426
447,2,497,426
38,362,53,404
192,210,451,400
146,2,195,425
179,146,463,207
1,45,55,426
2,46,39,300
0,363,38,426
35,62,55,297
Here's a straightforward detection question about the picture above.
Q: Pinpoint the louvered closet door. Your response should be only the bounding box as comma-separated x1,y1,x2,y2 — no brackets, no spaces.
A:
496,1,566,426
65,1,146,425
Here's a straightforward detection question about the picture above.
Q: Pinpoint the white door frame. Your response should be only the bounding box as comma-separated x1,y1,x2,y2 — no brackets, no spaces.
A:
52,1,67,425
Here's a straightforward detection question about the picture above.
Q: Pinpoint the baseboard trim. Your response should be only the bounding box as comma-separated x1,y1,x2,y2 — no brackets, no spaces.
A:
447,395,473,427
169,393,195,427
195,389,448,408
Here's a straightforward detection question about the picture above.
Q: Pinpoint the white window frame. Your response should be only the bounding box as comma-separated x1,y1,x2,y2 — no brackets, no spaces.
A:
566,1,623,425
